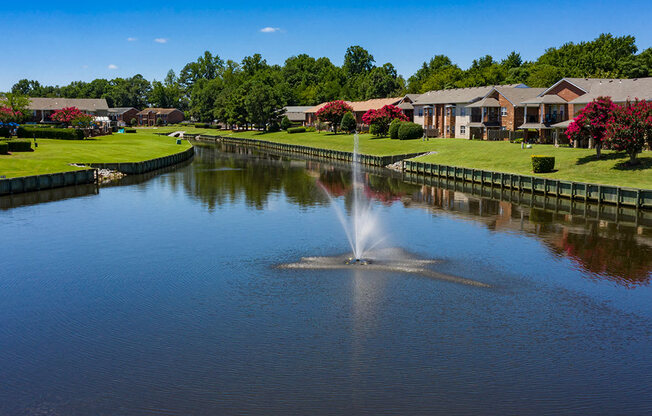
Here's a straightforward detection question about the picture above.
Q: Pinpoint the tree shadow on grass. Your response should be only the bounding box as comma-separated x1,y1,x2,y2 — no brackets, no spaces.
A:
612,156,652,172
575,152,628,166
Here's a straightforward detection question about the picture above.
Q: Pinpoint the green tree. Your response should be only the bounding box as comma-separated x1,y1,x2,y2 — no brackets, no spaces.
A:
280,115,292,130
340,111,356,133
0,92,30,122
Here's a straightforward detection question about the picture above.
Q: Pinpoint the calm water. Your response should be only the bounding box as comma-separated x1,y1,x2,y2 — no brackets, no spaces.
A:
2,142,652,415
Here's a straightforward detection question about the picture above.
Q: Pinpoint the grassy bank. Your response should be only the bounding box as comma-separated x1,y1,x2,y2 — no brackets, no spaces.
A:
202,129,651,189
0,132,192,178
411,139,652,189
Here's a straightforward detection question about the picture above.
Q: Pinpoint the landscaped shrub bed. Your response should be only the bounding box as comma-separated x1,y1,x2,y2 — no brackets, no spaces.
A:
3,140,32,152
531,155,555,173
397,122,423,140
125,129,137,133
0,142,8,154
17,127,84,140
195,123,210,128
389,119,402,140
0,126,11,138
287,126,306,134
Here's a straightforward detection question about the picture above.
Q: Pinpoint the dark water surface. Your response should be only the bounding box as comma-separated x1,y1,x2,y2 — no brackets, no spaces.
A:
2,143,652,415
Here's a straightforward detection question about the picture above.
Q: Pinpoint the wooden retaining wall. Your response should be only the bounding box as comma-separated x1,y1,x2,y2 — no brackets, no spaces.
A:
88,146,194,174
191,134,422,167
403,160,652,209
0,169,96,196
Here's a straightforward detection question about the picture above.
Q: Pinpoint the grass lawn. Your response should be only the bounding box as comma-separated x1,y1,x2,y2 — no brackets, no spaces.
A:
411,139,652,189
0,132,192,178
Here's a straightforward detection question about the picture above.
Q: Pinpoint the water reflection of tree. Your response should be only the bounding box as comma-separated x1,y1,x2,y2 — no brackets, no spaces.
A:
408,186,652,287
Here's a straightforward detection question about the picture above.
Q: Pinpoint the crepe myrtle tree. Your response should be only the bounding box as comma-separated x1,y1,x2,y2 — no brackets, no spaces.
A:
316,101,353,134
606,99,652,165
50,107,93,127
566,96,618,158
362,104,408,137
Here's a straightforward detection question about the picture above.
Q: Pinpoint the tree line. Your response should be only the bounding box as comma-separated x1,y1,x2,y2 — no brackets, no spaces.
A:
8,34,652,126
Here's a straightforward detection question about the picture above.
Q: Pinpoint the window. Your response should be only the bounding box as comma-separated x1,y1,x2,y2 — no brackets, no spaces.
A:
501,107,508,116
446,126,450,133
418,108,423,117
460,107,466,116
460,125,466,135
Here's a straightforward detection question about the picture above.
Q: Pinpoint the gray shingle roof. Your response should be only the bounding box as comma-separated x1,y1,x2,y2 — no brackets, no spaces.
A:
283,106,312,122
494,86,546,105
108,107,137,114
567,77,652,104
28,97,109,112
413,85,525,105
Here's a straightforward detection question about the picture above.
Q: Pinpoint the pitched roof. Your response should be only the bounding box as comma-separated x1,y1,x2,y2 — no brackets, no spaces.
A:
413,85,525,105
305,102,331,114
348,97,402,112
521,94,568,105
108,107,138,114
137,108,182,115
467,97,501,108
283,106,312,121
494,86,546,106
567,77,652,104
28,97,109,112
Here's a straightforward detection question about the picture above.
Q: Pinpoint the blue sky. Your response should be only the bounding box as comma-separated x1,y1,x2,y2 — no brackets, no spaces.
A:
1,0,651,90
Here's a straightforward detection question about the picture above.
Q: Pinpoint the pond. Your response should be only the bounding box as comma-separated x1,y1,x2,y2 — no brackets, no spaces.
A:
1,142,652,415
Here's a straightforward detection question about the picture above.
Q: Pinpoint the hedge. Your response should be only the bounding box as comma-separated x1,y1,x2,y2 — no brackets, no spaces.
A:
17,127,84,140
531,155,555,173
125,129,137,133
389,119,402,140
0,126,11,138
195,123,210,128
397,122,423,140
4,140,32,152
287,126,306,134
0,142,7,154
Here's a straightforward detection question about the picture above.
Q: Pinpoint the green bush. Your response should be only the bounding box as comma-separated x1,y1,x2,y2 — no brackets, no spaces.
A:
130,118,137,126
369,123,381,136
195,123,210,128
267,122,281,133
531,155,555,173
0,126,11,138
6,140,32,152
305,126,316,132
340,111,356,133
397,122,423,140
125,129,137,133
280,115,292,130
389,119,402,140
17,127,84,140
0,142,8,154
287,126,306,134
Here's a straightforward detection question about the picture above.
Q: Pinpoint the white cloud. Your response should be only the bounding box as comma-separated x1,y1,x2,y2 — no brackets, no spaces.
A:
260,27,280,33
108,64,118,69
154,38,168,43
127,37,137,42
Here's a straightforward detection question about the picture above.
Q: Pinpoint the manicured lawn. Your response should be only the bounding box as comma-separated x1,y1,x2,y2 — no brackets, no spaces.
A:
411,139,652,189
0,132,192,178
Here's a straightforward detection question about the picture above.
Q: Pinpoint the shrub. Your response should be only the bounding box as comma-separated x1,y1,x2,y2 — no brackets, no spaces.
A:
130,118,137,126
6,140,32,152
195,123,210,128
531,155,555,173
156,117,163,126
305,126,316,132
340,111,357,133
0,142,8,154
389,119,402,140
287,126,306,134
125,129,137,133
17,127,84,140
267,122,281,132
369,123,382,136
280,115,292,130
397,122,423,140
0,126,11,138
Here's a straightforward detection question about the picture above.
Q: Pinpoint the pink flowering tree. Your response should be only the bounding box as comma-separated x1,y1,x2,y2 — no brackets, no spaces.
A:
0,107,23,123
606,99,652,165
362,105,408,137
316,101,354,134
565,96,617,158
50,107,94,127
